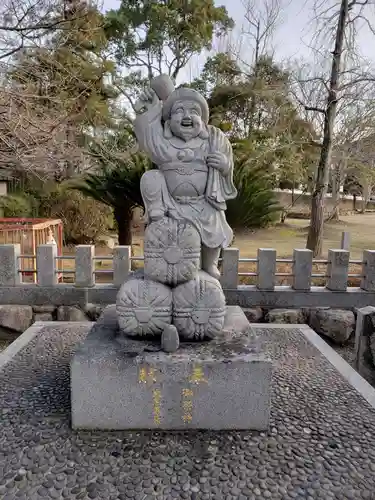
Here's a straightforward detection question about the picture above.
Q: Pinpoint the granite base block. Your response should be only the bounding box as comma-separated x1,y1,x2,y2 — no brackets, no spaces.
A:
71,305,272,430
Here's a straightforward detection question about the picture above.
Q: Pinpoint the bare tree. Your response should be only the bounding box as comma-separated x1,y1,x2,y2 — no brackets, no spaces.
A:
0,0,82,61
221,0,288,138
290,61,327,134
326,100,375,219
291,0,375,256
306,0,350,255
344,115,375,212
0,0,116,180
0,77,87,178
229,0,284,68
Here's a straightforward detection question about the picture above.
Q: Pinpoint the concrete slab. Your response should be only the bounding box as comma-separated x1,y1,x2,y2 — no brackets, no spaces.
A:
71,306,272,431
1,322,375,498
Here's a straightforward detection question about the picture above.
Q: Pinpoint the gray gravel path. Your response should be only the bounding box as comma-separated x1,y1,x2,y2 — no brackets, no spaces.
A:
0,324,375,500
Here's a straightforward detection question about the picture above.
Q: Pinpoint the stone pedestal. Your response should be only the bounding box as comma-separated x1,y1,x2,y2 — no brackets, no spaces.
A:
71,306,272,430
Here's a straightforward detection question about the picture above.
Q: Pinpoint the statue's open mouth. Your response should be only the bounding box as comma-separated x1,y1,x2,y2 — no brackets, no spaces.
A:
181,118,193,128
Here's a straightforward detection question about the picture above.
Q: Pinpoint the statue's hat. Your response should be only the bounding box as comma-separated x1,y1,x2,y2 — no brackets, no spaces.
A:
162,87,209,124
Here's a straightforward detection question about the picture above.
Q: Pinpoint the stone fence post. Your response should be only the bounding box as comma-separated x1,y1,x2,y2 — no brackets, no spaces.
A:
75,245,95,287
292,249,313,291
361,250,375,291
326,249,349,291
37,244,58,286
0,244,21,286
257,248,276,290
341,231,350,251
221,248,239,289
113,246,132,287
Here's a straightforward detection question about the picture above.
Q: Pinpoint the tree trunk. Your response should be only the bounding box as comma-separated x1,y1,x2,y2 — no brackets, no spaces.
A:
247,21,260,135
353,194,356,210
114,205,133,246
361,182,371,213
306,0,349,257
328,165,340,221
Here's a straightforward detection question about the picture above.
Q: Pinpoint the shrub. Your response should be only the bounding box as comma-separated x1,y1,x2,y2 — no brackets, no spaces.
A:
53,191,113,245
0,194,34,217
34,185,113,244
73,152,149,245
226,149,281,229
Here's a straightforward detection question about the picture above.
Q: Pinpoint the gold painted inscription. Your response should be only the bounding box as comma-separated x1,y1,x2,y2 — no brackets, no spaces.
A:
181,365,208,424
152,389,162,425
181,387,193,423
138,364,162,426
189,365,207,385
138,365,157,385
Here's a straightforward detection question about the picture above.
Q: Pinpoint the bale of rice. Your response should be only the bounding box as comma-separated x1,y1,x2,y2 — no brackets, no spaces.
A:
172,271,226,340
116,275,172,337
144,217,201,286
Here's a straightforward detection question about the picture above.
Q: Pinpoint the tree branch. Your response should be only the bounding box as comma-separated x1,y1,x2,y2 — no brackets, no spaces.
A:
305,105,326,114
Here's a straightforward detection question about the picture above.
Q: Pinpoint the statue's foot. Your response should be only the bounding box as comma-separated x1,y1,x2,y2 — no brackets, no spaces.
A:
161,324,180,353
204,265,221,281
201,245,221,281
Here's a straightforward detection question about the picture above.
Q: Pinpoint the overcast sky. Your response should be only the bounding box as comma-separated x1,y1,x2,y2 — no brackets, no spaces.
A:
101,0,375,82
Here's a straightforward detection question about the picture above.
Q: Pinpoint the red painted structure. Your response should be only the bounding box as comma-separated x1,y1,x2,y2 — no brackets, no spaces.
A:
0,218,63,282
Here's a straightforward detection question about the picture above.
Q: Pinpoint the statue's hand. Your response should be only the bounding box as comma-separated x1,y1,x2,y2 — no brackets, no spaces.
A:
206,152,230,176
134,88,159,114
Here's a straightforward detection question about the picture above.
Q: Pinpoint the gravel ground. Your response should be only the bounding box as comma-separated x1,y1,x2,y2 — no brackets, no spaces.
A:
0,324,375,500
323,338,375,387
0,339,11,352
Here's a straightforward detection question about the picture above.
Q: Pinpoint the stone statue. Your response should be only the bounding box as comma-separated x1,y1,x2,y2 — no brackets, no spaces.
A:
116,75,237,352
134,75,237,280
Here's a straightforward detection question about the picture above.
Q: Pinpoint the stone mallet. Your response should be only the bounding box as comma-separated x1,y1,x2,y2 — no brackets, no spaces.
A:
134,74,175,113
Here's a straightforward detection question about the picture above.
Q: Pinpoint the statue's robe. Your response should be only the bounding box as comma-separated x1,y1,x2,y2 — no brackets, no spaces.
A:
134,102,237,249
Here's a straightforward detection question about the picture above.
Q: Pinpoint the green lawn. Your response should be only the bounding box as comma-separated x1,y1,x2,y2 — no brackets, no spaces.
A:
233,214,375,259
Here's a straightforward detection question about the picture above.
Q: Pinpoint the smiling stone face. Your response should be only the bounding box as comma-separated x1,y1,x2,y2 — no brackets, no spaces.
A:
169,99,203,141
